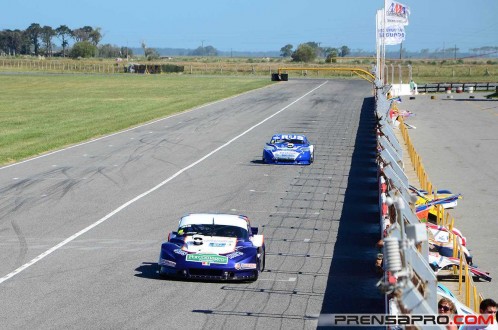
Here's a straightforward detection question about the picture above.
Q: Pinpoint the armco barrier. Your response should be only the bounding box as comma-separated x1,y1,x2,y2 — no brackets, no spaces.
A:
417,82,498,93
375,84,486,319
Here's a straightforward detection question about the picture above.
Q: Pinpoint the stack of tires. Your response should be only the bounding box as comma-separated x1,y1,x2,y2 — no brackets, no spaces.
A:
271,73,288,81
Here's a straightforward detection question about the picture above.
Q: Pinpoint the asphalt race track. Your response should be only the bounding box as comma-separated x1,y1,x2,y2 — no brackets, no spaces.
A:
0,79,384,329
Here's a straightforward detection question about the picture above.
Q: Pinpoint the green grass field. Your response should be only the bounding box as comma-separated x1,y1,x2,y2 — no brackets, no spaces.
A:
2,57,496,83
0,74,273,165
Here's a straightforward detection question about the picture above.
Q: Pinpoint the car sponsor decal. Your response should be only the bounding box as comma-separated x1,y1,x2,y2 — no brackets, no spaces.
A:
274,151,297,159
159,258,176,267
186,253,228,265
209,242,226,247
226,251,244,259
174,249,188,256
235,263,257,270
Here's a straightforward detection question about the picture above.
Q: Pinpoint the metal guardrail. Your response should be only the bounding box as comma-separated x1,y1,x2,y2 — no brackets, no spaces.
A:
276,67,376,83
417,82,498,93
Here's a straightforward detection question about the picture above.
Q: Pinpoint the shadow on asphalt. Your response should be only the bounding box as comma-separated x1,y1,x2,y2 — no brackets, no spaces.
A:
135,262,162,280
318,97,385,329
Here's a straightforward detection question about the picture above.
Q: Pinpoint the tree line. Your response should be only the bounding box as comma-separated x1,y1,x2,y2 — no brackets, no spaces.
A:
281,42,351,62
0,23,134,59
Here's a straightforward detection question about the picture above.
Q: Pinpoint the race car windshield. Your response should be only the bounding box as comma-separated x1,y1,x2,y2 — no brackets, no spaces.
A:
179,224,248,239
271,138,304,145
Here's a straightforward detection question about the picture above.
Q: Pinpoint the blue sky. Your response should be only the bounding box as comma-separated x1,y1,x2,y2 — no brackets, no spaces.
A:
1,0,497,53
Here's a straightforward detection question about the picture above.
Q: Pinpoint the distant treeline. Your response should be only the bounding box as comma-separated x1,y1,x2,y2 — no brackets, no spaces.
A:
133,47,498,59
1,23,496,60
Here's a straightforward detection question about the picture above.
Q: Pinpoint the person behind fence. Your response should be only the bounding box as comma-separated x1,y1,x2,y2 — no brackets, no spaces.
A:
460,298,498,329
478,299,498,329
409,79,418,95
438,298,458,330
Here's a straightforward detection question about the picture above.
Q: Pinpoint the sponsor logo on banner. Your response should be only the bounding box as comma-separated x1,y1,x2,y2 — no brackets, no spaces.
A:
378,25,406,45
186,253,228,265
385,0,410,25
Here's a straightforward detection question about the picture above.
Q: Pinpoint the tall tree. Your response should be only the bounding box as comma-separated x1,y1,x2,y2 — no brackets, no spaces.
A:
0,29,26,55
89,27,102,46
325,48,338,63
98,44,121,58
72,26,93,42
40,25,55,56
120,46,133,59
56,25,72,57
280,44,293,57
190,45,218,56
291,44,316,62
141,40,147,56
26,23,42,55
70,41,96,58
339,45,350,57
304,41,322,57
323,47,338,58
145,47,160,60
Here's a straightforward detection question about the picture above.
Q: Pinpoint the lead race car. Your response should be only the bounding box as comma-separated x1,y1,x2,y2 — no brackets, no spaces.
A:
158,213,265,281
262,134,314,165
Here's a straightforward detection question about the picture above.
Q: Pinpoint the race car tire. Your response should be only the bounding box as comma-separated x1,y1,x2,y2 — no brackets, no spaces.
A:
158,267,168,279
251,247,266,281
261,248,266,271
258,246,266,272
310,151,314,163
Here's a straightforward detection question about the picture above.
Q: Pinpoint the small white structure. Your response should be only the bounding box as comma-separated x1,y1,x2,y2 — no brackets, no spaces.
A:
390,84,412,96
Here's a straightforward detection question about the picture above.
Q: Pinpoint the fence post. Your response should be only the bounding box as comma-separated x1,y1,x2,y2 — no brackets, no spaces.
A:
465,266,471,306
473,286,478,313
457,251,463,292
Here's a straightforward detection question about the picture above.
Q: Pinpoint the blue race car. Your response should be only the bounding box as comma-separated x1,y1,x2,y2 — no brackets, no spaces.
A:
262,134,314,165
158,213,265,281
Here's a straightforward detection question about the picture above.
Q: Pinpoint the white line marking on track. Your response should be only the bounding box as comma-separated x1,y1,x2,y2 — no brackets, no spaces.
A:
0,81,327,285
260,277,297,282
249,189,287,194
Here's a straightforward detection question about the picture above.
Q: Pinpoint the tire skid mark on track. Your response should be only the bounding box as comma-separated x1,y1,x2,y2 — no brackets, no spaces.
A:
0,81,327,285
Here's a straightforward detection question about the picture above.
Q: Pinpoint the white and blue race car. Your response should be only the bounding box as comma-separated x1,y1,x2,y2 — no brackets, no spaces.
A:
262,134,314,165
158,213,265,281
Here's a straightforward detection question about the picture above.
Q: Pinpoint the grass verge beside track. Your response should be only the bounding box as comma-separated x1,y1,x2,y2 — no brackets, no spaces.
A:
0,74,273,165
